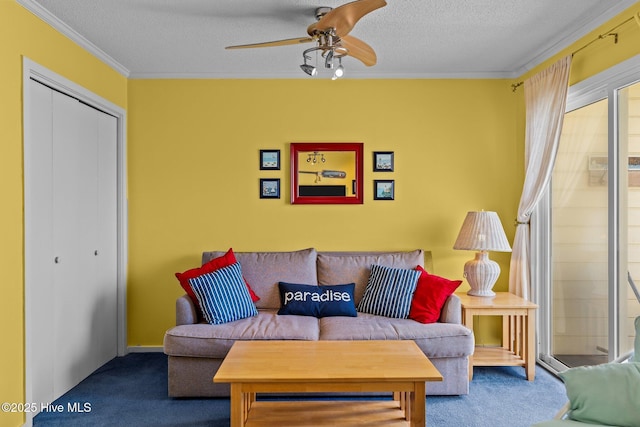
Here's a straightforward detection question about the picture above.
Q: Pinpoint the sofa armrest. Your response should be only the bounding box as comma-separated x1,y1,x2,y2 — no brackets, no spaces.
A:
176,295,198,325
439,294,461,324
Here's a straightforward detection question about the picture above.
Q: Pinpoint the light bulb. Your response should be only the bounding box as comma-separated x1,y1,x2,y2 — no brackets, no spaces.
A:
334,65,344,78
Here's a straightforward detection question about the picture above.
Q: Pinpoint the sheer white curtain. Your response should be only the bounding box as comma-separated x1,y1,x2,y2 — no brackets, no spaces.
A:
508,55,572,300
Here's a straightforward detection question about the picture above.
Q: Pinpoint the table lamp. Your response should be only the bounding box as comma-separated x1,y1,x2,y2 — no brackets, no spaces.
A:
453,211,512,297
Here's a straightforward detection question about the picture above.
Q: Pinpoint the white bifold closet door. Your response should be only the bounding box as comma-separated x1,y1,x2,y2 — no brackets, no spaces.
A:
27,78,118,405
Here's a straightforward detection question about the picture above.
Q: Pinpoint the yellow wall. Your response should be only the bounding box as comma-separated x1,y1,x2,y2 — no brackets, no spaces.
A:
126,78,523,345
125,3,640,349
0,2,127,426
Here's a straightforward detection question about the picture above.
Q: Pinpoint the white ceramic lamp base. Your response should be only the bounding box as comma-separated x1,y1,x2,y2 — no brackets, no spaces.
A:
464,251,500,297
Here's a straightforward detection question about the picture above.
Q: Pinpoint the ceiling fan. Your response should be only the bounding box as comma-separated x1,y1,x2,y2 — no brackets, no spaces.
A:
225,0,387,78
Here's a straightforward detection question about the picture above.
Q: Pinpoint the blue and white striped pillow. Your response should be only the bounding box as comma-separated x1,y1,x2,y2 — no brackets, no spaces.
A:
357,264,420,318
188,262,257,325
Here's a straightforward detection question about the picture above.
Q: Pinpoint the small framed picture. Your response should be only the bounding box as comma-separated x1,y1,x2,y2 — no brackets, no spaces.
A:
260,150,280,170
260,178,280,199
374,180,394,200
373,151,394,172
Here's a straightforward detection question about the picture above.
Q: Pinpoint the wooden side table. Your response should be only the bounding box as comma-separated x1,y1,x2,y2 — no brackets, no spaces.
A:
458,292,538,381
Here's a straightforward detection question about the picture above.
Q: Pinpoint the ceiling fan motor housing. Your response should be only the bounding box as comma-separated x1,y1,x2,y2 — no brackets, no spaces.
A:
315,7,333,21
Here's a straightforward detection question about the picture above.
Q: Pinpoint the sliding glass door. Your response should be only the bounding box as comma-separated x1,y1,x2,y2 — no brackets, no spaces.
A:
550,99,610,368
538,70,640,373
621,82,640,356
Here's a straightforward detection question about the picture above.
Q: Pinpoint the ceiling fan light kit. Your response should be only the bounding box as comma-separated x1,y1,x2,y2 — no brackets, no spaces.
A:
226,0,387,79
300,54,318,76
332,59,345,80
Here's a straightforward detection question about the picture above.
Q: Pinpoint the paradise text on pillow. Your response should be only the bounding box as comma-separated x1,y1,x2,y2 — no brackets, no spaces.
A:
283,289,352,304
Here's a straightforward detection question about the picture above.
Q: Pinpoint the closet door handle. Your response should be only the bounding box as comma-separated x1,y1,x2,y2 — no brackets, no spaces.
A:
94,250,99,256
54,256,60,264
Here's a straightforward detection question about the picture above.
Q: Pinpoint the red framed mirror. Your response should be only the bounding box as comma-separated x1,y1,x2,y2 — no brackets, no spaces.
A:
290,142,364,205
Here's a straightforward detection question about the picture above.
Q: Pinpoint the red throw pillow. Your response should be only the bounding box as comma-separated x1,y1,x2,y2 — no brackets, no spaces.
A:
175,248,259,319
409,265,462,324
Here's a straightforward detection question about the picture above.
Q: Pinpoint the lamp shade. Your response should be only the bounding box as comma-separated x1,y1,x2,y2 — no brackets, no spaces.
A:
453,211,511,252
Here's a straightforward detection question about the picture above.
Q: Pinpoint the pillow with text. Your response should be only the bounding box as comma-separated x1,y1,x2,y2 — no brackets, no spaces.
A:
278,282,357,318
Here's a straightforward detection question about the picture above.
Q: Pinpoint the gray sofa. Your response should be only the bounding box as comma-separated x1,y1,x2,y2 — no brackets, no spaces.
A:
163,248,475,397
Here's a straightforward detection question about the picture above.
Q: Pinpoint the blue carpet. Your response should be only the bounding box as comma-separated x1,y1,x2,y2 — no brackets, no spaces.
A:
33,353,567,427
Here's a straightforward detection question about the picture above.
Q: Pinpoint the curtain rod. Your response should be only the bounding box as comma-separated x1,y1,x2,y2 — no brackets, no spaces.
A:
511,12,640,93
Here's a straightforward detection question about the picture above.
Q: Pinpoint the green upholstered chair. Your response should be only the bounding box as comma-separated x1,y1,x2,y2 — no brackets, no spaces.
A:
532,316,640,427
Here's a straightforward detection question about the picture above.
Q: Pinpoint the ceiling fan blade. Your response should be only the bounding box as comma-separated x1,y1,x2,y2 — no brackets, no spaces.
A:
226,37,314,50
308,0,387,38
340,35,377,66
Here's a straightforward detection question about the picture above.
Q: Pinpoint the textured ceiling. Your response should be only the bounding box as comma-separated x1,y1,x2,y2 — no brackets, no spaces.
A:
22,0,638,79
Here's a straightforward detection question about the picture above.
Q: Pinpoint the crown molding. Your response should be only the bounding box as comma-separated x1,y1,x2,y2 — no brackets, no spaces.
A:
512,0,639,78
127,70,518,80
17,0,130,77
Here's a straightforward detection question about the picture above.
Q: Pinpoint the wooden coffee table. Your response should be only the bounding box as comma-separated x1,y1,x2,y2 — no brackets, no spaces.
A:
214,340,443,427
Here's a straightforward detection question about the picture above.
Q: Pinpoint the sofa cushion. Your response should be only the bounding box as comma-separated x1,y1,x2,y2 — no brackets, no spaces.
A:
319,312,474,359
409,266,462,324
202,248,318,309
188,262,258,325
176,248,259,320
439,294,462,324
317,250,424,304
559,362,640,427
357,264,420,318
278,282,357,318
164,309,320,359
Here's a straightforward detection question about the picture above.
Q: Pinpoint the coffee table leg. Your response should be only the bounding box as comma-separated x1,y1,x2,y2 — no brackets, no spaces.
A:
411,382,425,427
404,392,411,421
392,391,402,414
230,383,245,427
